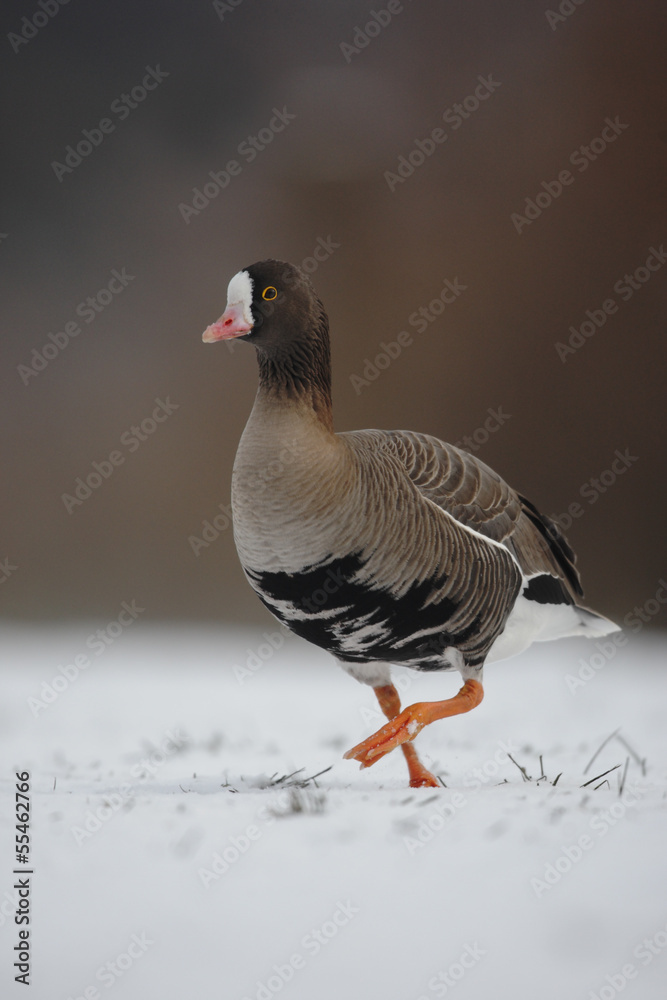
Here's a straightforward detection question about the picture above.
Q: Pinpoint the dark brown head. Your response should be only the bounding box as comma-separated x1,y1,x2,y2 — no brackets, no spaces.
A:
202,259,322,349
203,259,332,418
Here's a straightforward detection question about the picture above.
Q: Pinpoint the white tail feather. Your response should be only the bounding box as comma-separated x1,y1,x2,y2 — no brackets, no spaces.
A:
575,606,622,638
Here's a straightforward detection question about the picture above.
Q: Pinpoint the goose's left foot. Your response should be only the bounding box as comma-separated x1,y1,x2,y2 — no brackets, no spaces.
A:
344,679,484,771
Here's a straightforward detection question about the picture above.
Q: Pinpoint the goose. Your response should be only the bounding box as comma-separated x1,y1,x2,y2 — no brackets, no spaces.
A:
202,259,619,787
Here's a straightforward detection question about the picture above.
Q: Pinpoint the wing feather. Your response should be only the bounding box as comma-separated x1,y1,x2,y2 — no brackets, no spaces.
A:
377,429,583,600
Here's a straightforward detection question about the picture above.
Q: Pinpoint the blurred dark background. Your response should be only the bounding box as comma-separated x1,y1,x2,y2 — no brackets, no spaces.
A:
2,0,665,627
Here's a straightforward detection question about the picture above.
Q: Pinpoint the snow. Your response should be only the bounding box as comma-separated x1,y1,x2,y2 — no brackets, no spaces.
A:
2,624,666,1000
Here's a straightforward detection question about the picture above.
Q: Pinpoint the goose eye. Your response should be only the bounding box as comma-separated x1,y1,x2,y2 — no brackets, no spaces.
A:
262,286,278,301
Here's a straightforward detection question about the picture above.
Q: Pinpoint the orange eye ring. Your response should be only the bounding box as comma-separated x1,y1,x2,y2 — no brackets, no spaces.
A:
262,286,278,300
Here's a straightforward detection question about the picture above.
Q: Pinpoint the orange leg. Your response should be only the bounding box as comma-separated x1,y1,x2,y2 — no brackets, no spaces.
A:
372,684,440,788
345,679,484,773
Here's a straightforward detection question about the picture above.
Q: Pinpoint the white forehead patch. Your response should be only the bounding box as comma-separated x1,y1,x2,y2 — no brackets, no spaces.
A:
226,270,254,326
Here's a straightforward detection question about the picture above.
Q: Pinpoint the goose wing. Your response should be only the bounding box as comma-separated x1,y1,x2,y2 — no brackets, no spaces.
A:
380,429,583,601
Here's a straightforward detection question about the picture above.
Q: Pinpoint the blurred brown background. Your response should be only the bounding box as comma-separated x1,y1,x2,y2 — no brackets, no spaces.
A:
1,0,666,627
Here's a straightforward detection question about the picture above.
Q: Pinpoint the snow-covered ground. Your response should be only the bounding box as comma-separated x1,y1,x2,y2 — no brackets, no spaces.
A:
1,624,666,1000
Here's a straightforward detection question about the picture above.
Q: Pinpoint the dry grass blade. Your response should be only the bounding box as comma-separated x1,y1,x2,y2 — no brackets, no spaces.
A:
269,786,327,817
581,764,621,788
583,728,621,774
615,734,647,776
618,756,630,796
267,768,305,786
305,766,333,788
268,766,332,789
507,753,532,782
